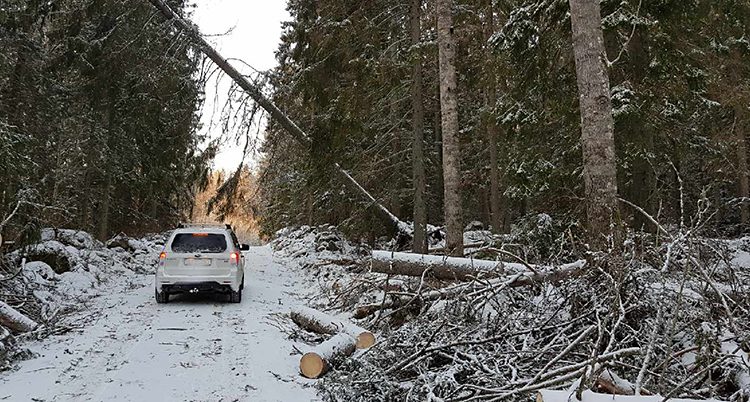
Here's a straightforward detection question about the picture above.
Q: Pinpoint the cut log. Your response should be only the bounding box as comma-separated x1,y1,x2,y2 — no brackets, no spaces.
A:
299,332,357,379
0,301,38,333
291,306,375,349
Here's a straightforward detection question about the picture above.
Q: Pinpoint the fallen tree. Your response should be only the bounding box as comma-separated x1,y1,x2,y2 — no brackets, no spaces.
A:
371,250,509,280
299,332,357,379
291,306,375,349
0,301,38,333
356,259,587,318
147,0,408,237
371,250,586,282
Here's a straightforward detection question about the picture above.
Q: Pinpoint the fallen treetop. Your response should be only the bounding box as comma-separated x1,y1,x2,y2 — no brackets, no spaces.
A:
147,0,408,237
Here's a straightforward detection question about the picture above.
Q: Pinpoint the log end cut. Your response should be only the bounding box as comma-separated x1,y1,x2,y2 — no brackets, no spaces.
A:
300,352,327,379
355,331,376,349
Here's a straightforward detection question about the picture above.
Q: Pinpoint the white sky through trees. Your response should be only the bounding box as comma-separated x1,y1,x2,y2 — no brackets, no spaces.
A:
192,0,290,172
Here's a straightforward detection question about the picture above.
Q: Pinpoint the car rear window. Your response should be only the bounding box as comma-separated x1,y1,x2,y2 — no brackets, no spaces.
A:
171,233,227,253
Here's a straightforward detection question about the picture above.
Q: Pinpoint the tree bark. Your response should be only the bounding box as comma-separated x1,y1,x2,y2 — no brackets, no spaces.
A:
568,0,620,245
148,0,406,237
737,108,749,224
437,0,464,256
411,0,428,254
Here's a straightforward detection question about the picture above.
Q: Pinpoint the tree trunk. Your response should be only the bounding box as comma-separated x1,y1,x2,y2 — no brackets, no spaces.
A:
568,0,620,245
148,0,406,237
97,87,117,241
372,250,504,280
484,0,504,233
290,305,375,349
0,301,38,333
737,107,749,224
433,105,444,222
299,333,357,379
623,27,656,232
411,0,428,254
437,0,464,256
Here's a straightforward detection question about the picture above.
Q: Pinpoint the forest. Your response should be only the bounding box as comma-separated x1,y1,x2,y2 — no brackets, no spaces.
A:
0,0,211,244
258,0,750,253
0,0,748,401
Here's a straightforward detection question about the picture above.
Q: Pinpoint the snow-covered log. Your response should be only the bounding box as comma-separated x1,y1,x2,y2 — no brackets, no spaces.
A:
371,251,586,282
536,390,721,402
0,301,38,333
291,306,375,349
371,251,511,280
299,333,357,379
354,260,588,318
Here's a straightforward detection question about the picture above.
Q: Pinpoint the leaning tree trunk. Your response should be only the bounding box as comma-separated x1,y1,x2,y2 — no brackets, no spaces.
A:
411,0,428,254
437,0,464,256
568,0,620,245
147,0,406,237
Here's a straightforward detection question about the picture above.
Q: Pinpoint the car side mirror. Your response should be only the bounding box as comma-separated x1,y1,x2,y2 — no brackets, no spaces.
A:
239,244,250,251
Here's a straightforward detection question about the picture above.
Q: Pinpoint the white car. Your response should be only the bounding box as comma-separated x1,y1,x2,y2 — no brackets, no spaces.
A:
155,224,248,303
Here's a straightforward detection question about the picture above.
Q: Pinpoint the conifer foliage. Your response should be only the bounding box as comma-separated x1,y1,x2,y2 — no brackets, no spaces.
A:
0,0,211,240
258,0,750,241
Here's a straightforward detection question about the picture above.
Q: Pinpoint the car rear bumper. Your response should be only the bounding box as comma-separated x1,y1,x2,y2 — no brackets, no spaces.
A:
161,281,233,294
156,271,242,292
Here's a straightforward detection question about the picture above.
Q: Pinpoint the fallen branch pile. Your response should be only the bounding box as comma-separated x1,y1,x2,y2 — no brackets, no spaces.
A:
274,216,750,401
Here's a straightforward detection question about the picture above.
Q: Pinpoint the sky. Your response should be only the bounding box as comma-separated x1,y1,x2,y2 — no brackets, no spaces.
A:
192,0,290,172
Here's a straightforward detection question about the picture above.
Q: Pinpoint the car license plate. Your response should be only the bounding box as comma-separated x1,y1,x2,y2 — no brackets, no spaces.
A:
184,258,212,266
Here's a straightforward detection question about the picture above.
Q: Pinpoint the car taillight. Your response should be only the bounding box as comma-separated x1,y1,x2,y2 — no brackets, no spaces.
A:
159,251,167,266
230,252,239,264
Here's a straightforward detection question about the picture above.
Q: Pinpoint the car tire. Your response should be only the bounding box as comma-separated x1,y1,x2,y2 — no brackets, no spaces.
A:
229,288,242,303
155,288,169,304
240,276,245,290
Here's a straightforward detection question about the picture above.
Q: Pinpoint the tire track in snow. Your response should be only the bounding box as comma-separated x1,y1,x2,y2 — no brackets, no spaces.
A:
0,246,319,402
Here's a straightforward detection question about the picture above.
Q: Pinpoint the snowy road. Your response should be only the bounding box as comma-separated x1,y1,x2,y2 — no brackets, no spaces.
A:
0,246,319,402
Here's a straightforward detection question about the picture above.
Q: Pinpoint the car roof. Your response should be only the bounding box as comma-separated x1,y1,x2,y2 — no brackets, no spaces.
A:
172,227,231,234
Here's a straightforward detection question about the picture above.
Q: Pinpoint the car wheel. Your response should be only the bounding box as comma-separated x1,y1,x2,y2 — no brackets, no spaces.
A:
155,288,169,304
229,289,242,303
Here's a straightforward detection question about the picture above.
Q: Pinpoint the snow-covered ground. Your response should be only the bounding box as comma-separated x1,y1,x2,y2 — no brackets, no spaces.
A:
0,246,320,402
